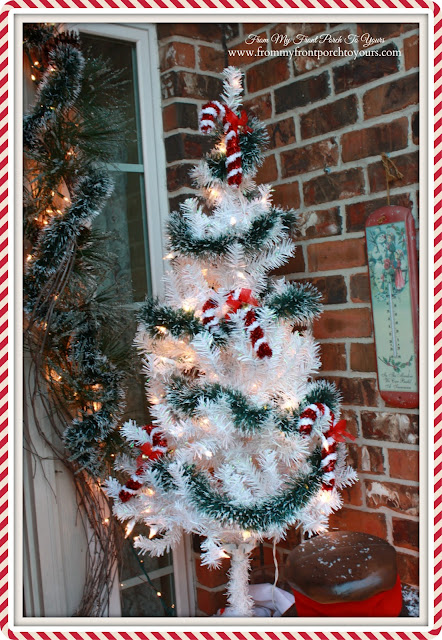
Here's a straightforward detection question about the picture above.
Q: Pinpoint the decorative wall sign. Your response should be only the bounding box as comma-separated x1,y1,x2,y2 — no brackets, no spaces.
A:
365,206,419,409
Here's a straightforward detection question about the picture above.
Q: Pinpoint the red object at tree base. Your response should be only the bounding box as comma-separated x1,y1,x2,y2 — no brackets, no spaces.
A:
292,574,402,617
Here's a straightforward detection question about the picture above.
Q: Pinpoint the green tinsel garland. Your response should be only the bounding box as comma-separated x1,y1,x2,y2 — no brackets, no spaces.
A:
205,117,269,182
167,207,298,259
147,448,323,532
165,375,341,436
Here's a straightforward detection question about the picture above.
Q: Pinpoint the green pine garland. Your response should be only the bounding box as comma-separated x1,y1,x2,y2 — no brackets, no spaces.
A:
23,25,131,474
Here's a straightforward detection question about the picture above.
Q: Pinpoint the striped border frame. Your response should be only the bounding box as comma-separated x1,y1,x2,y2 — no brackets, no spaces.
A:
5,4,438,638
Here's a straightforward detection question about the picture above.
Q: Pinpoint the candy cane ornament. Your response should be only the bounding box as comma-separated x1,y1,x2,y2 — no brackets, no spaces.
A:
118,425,168,503
297,404,355,491
199,100,252,187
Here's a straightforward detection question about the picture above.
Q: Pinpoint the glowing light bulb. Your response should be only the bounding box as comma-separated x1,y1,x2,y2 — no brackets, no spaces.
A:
318,489,333,504
204,450,213,459
147,488,155,496
63,196,70,202
31,74,36,81
102,518,110,524
242,530,252,540
42,220,48,225
201,268,208,276
156,591,162,597
149,526,158,539
156,326,167,335
230,216,237,226
237,271,246,280
33,61,39,66
163,252,175,261
217,141,226,154
125,520,135,538
26,255,32,262
45,208,53,214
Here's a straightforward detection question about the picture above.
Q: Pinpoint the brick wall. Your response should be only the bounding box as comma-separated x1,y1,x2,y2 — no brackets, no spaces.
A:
157,21,419,614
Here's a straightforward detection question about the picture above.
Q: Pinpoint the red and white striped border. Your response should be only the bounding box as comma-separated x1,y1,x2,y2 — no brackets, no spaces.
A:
5,3,438,638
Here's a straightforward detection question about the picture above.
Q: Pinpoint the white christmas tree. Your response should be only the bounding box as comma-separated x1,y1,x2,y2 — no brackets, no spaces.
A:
105,68,357,617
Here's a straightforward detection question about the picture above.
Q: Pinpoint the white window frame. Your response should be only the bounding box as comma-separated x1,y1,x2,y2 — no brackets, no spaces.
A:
70,21,196,618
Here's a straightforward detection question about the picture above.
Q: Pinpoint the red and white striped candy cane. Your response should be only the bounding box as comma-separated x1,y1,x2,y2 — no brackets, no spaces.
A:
202,297,221,333
199,100,251,188
243,308,272,359
298,403,330,435
297,404,354,491
199,100,226,135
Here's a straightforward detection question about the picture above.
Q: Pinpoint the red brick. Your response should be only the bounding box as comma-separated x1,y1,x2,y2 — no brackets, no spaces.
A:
255,154,278,183
365,479,418,516
167,163,193,191
341,408,359,438
228,32,267,67
169,192,194,213
404,35,419,70
350,273,370,303
367,152,419,193
159,41,195,71
347,443,385,474
244,93,272,120
198,45,224,73
247,58,290,93
350,342,376,372
328,507,387,539
272,247,305,276
292,30,354,76
346,193,412,233
275,72,330,114
313,308,372,339
297,207,341,239
363,74,418,119
195,556,230,588
319,343,346,371
356,23,417,46
281,138,338,179
333,44,400,94
161,70,222,101
397,552,419,586
325,375,378,406
295,274,347,305
341,118,408,163
307,238,366,272
267,117,296,150
361,411,419,444
388,449,419,481
255,545,286,572
196,587,228,616
157,23,224,42
300,95,358,140
303,168,365,206
164,132,211,162
412,111,419,145
270,23,326,50
272,182,300,210
341,481,363,507
393,518,419,552
162,102,198,132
